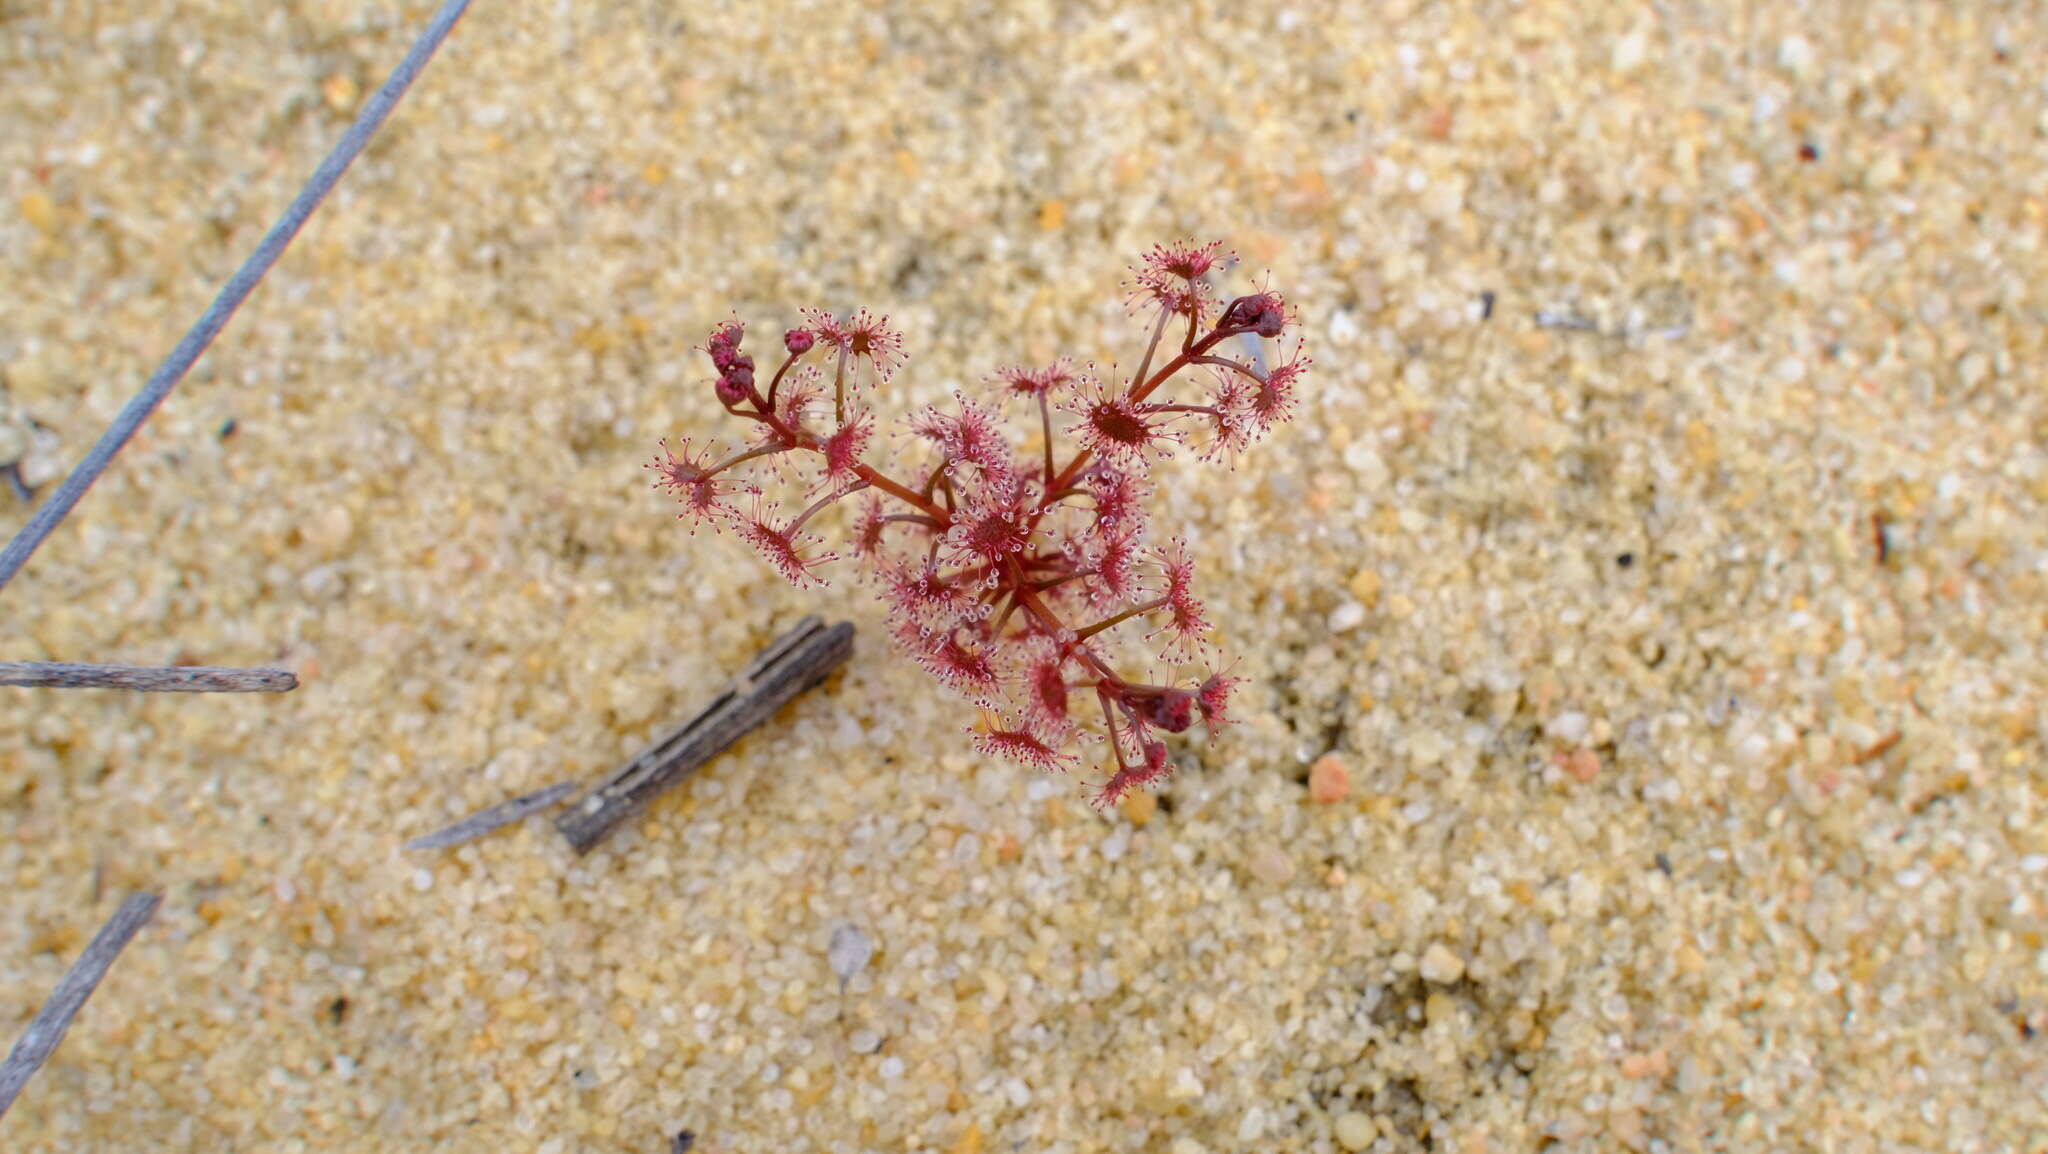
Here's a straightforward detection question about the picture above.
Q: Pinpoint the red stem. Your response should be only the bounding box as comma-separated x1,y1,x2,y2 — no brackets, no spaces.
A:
1072,597,1167,641
1036,325,1245,514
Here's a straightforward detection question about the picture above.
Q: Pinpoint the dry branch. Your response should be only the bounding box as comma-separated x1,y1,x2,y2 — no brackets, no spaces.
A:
0,893,162,1120
0,0,474,591
0,662,297,693
555,616,854,854
405,781,578,851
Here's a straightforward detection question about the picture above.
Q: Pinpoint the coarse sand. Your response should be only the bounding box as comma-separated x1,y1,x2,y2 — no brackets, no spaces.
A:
4,1,2046,1151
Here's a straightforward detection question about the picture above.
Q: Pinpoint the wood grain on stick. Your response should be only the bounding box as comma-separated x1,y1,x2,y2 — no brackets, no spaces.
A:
405,781,578,851
0,662,298,693
555,616,854,854
0,893,162,1120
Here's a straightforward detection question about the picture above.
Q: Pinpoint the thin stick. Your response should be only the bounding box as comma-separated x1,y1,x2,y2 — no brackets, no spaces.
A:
0,893,162,1120
0,662,297,693
0,0,474,593
555,616,855,855
405,781,579,851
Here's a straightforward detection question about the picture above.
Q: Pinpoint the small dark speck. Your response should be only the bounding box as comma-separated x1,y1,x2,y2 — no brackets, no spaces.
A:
672,1129,696,1154
1798,141,1819,162
1654,852,1672,876
1616,552,1634,568
326,996,350,1026
1479,290,1496,320
218,417,238,438
1,462,33,504
1345,109,1358,124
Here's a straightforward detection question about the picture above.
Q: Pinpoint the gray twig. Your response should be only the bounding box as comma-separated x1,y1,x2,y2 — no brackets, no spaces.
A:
404,781,579,851
0,893,162,1120
555,616,855,855
0,0,474,592
0,662,298,693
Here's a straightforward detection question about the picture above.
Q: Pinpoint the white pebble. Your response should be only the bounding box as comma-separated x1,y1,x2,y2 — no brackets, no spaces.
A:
1420,942,1466,984
1343,441,1390,487
1236,1105,1268,1141
1335,1111,1377,1151
1328,600,1366,633
1328,309,1359,346
410,868,433,893
18,449,61,489
1778,34,1814,77
1611,31,1647,73
1546,712,1589,745
879,1057,904,1080
849,1028,882,1055
828,923,873,984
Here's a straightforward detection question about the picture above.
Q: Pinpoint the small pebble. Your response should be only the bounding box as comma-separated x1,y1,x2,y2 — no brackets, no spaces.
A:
829,923,873,989
1120,790,1158,827
849,1027,882,1054
1546,711,1590,744
1611,30,1647,73
1308,754,1351,804
1619,1049,1670,1079
1420,942,1466,984
1328,599,1366,632
1777,34,1814,77
304,505,355,557
19,190,57,233
322,73,359,111
1564,748,1601,783
1248,843,1297,885
1335,1111,1377,1150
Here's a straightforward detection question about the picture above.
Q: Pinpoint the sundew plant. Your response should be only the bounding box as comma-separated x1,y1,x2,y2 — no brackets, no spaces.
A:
652,242,1308,806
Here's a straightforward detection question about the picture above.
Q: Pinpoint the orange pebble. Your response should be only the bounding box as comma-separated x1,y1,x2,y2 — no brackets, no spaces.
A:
1565,748,1601,783
1308,754,1352,803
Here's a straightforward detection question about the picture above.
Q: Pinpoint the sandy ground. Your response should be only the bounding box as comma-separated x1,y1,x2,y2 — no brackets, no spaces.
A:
4,1,2046,1150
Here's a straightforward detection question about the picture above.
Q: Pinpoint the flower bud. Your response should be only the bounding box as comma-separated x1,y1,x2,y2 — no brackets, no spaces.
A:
1151,689,1196,733
725,354,755,388
784,328,815,354
714,375,750,407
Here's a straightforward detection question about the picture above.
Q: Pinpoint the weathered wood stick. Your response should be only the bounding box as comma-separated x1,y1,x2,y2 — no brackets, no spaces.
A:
555,616,854,855
405,781,578,851
0,662,298,693
0,893,162,1119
